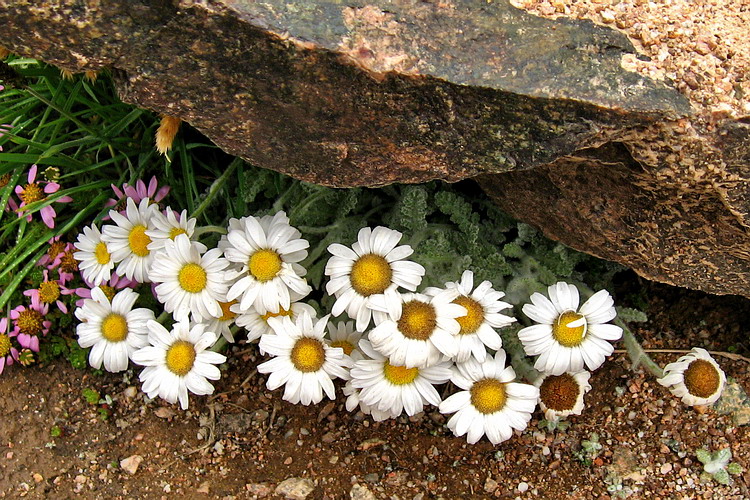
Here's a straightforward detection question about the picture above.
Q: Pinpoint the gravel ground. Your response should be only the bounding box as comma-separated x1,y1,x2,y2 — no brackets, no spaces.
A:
511,0,750,119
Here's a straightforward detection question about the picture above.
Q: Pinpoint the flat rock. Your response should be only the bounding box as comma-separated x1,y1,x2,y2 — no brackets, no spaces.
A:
1,1,749,297
274,477,315,500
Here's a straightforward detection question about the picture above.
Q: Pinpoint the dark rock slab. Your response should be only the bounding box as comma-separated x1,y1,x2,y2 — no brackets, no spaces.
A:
1,0,749,297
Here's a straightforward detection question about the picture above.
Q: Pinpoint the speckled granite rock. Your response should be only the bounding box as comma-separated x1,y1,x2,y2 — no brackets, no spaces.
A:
1,0,749,297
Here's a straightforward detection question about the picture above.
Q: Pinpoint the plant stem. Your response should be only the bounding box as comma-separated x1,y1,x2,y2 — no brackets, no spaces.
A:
616,317,664,379
194,225,227,237
191,157,241,221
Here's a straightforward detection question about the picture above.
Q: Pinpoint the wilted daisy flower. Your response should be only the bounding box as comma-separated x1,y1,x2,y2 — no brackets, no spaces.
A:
0,318,19,375
257,313,351,405
155,115,181,155
325,320,364,361
535,371,591,422
224,212,311,313
149,234,229,322
73,224,115,286
201,300,239,343
11,303,51,352
75,288,154,372
518,282,622,376
14,164,72,228
350,340,452,417
439,350,539,445
24,269,74,313
368,290,464,368
146,208,198,252
132,318,226,410
343,380,399,422
325,226,425,332
102,197,159,283
427,270,515,363
657,348,726,406
234,299,316,343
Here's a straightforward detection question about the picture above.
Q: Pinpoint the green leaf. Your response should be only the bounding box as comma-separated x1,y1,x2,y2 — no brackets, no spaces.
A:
727,463,743,475
695,448,712,464
616,307,648,323
712,468,731,485
82,388,100,405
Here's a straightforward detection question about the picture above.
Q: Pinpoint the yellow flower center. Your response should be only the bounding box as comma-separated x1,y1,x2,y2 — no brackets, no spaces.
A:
94,241,111,265
60,251,79,272
16,309,44,336
20,182,43,204
0,334,11,357
397,300,437,341
178,263,208,293
48,240,66,259
38,281,61,304
128,224,151,257
453,296,485,335
330,340,355,356
349,253,392,297
218,300,237,321
169,227,187,240
248,249,282,282
165,340,197,376
260,307,292,323
383,361,419,386
290,337,325,372
552,311,587,347
101,313,128,342
539,373,579,412
470,379,507,414
100,285,116,302
683,359,721,399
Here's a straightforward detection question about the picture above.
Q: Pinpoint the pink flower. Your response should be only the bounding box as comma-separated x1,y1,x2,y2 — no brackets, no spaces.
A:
14,165,73,228
0,317,20,376
103,176,169,220
49,242,79,282
10,303,51,352
24,270,75,313
37,236,67,267
74,273,136,308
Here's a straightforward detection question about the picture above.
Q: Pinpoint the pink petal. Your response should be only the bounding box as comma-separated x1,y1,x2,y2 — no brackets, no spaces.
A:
44,182,60,194
28,164,37,183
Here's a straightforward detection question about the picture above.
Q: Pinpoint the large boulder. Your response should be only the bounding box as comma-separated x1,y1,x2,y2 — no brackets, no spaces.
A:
1,0,748,297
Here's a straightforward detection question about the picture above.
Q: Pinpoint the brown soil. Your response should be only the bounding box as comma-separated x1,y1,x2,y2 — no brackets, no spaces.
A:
1,279,749,499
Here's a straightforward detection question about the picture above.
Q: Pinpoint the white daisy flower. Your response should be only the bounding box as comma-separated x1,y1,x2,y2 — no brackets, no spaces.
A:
132,318,226,410
350,340,453,417
426,270,515,363
656,348,726,406
234,300,317,343
74,287,154,372
148,234,229,322
325,226,425,332
224,212,312,314
201,300,239,343
534,371,591,422
368,290,465,368
146,208,199,252
325,320,364,361
439,350,539,445
257,313,351,405
343,380,400,422
517,282,622,376
73,224,115,286
102,197,159,283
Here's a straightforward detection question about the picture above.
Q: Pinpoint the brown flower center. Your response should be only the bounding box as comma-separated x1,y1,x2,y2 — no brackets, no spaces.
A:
16,309,44,336
539,373,579,412
683,359,721,399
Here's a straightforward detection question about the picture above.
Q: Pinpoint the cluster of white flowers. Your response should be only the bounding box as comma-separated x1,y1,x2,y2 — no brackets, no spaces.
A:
73,203,726,445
